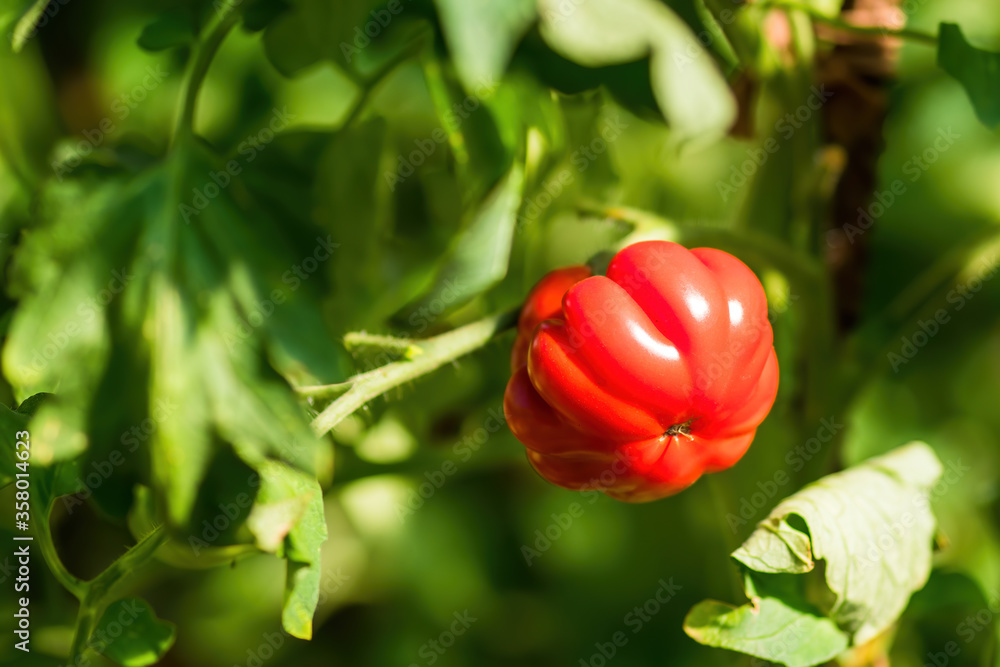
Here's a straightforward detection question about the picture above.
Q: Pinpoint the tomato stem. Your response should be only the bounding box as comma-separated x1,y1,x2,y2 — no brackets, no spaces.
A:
306,309,519,435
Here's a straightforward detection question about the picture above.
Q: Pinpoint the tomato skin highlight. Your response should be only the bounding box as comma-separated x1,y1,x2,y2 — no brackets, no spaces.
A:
503,241,779,502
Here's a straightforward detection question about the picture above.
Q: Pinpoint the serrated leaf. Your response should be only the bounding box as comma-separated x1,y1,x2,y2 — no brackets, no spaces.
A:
538,0,736,143
938,22,1000,128
253,460,327,639
396,163,525,322
433,0,536,92
4,136,339,530
94,598,176,667
137,11,193,52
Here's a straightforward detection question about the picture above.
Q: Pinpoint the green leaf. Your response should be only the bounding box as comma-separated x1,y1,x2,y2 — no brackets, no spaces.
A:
251,460,328,639
538,0,736,143
261,2,325,77
247,493,312,552
433,0,536,92
13,391,53,416
396,163,525,323
0,402,28,486
94,598,176,667
2,181,124,466
732,442,942,642
686,442,943,666
938,22,1000,128
261,0,405,78
2,0,47,52
420,54,509,200
243,0,291,32
37,458,84,509
685,595,849,667
146,272,214,527
731,516,813,574
4,137,338,528
136,11,194,52
1,392,59,490
312,120,388,330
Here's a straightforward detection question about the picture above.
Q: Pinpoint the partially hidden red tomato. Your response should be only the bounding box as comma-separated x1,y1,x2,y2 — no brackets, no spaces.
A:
504,241,778,502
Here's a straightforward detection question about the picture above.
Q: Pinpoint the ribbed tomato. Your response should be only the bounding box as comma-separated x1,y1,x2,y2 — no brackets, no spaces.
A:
504,241,778,502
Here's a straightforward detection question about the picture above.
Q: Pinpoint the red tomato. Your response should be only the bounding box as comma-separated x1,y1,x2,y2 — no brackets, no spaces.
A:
504,241,779,502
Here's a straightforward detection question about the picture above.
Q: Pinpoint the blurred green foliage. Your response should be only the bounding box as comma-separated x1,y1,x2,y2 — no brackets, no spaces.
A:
0,0,999,665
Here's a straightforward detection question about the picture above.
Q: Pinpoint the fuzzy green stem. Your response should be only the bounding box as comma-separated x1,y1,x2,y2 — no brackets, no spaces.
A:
309,310,518,435
344,332,421,353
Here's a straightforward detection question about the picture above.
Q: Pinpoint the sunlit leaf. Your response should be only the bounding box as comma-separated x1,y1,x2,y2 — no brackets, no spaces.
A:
538,0,736,143
685,588,848,667
94,598,176,667
252,460,328,639
686,443,944,665
433,0,536,92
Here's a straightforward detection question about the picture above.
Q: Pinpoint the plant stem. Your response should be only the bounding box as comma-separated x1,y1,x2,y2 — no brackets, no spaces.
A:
66,526,168,663
309,309,518,435
172,2,242,145
33,502,87,600
757,0,939,45
343,332,420,354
